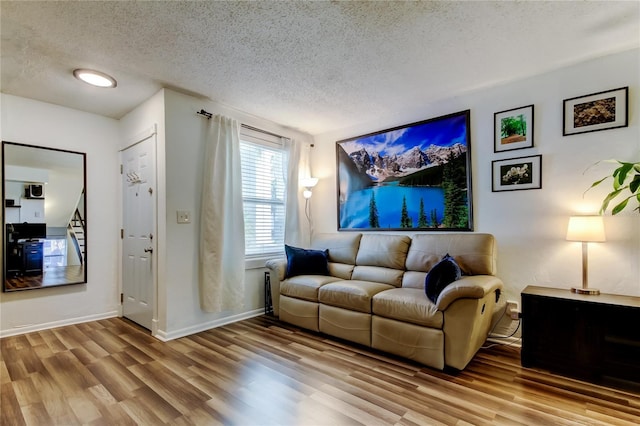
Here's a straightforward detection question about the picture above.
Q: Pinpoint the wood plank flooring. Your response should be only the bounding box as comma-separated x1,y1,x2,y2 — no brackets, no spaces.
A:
1,316,639,425
4,265,85,291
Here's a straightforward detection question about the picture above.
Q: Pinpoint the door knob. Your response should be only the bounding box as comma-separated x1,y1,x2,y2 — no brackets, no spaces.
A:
144,247,153,253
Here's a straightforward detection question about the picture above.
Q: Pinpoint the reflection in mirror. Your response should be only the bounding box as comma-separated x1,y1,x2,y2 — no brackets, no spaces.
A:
3,141,87,291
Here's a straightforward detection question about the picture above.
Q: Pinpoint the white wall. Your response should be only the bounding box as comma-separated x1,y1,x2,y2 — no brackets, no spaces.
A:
311,49,640,305
3,48,636,339
118,89,166,335
157,89,314,338
161,89,314,338
119,88,313,339
0,94,120,337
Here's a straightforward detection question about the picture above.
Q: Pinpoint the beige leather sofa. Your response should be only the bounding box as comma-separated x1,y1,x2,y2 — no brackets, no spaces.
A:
265,233,503,370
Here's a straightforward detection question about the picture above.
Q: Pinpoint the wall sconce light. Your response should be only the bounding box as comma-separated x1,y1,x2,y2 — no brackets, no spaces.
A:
301,177,319,199
566,215,606,295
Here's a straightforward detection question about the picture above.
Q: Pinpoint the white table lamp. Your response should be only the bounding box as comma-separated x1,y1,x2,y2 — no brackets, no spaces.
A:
566,216,605,295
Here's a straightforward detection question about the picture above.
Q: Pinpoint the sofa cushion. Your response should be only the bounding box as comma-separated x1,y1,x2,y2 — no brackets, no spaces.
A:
285,245,330,278
405,233,497,276
312,233,362,264
280,275,342,302
319,280,394,313
352,265,404,287
373,288,443,328
425,254,461,303
401,271,428,289
328,263,356,280
355,234,411,270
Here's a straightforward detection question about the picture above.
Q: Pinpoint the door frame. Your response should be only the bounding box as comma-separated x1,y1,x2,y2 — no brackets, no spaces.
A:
119,124,158,335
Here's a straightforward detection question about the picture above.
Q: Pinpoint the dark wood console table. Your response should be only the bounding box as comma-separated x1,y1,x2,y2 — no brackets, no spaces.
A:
5,241,43,277
521,285,640,390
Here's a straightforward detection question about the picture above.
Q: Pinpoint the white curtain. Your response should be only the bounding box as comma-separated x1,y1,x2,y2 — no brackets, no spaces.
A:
284,139,312,247
199,115,245,313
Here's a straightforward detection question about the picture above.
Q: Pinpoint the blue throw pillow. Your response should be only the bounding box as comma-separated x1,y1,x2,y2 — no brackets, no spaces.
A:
285,245,330,278
425,253,461,303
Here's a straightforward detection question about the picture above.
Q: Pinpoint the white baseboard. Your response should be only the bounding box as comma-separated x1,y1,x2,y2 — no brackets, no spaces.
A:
0,310,119,338
153,308,265,342
486,336,522,348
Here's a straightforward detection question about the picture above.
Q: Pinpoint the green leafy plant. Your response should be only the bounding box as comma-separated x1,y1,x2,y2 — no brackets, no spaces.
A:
586,160,640,214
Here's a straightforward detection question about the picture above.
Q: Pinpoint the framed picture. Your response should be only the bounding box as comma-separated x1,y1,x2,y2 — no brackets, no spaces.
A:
494,105,534,152
492,155,542,192
336,110,473,231
563,87,628,136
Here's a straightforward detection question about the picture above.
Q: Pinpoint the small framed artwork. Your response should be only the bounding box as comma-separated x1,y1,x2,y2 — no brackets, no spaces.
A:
492,155,542,192
563,87,628,136
494,105,534,152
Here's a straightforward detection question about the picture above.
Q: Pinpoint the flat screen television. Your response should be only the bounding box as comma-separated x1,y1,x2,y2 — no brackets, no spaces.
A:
7,223,47,241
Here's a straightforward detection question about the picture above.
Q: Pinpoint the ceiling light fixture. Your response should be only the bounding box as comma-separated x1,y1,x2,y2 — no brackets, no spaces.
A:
73,69,117,88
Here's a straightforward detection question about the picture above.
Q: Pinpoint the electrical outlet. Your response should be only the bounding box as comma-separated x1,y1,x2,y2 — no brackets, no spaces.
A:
177,210,191,224
506,300,520,320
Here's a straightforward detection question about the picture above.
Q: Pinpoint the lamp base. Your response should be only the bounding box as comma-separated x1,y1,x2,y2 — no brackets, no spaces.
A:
571,287,600,295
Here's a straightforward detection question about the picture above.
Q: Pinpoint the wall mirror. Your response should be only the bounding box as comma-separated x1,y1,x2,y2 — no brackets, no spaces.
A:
2,141,87,292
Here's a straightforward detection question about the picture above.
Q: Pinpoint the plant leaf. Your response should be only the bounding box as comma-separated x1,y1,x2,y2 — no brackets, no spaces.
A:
615,163,633,187
612,198,630,215
600,188,624,213
612,168,621,190
584,176,609,197
629,174,640,194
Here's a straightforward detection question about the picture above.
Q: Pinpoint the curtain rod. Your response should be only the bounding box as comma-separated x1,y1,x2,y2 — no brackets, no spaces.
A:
241,124,287,141
196,109,212,119
196,109,314,147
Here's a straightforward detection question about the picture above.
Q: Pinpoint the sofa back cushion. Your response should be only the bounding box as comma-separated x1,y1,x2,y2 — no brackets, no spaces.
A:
404,233,497,277
352,266,405,287
328,263,356,280
355,234,411,269
312,233,362,263
312,233,362,280
402,271,428,289
351,234,411,287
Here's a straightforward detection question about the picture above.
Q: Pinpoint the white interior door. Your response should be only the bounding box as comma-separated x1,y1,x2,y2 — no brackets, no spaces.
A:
121,135,156,330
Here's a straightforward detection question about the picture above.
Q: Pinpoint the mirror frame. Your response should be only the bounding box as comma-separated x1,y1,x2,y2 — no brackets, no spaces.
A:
2,141,87,292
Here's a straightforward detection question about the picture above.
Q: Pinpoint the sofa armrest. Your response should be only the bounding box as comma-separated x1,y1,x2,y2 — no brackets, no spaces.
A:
265,258,287,317
265,258,287,281
436,275,503,311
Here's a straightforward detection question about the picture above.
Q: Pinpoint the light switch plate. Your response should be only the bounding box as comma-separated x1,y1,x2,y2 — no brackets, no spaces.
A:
177,210,191,224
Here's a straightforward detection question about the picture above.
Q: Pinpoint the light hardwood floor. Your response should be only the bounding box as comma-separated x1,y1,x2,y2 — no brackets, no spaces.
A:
1,316,639,425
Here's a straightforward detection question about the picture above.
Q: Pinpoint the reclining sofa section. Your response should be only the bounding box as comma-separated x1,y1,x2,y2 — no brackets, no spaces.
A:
266,233,504,371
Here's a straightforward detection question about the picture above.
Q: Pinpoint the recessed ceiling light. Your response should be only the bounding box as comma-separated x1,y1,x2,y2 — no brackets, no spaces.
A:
73,69,117,88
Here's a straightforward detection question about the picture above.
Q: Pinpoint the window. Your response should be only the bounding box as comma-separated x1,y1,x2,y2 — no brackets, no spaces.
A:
43,238,67,269
240,127,287,258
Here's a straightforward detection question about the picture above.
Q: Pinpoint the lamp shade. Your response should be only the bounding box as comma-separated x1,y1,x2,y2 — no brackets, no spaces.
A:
566,216,606,242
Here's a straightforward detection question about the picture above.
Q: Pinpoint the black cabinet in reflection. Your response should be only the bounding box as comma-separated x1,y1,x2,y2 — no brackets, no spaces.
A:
5,226,45,277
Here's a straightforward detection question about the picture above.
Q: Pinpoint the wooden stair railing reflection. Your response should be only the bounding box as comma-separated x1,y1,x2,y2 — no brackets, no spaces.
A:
68,208,85,264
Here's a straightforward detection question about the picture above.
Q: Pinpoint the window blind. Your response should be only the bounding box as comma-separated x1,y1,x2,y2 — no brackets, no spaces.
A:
240,128,287,258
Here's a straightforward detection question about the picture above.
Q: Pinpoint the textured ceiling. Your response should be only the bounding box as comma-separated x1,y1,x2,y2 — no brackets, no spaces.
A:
1,1,638,136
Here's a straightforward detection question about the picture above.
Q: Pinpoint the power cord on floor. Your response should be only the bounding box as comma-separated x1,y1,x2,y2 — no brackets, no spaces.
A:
482,320,521,349
482,336,522,350
483,303,522,349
